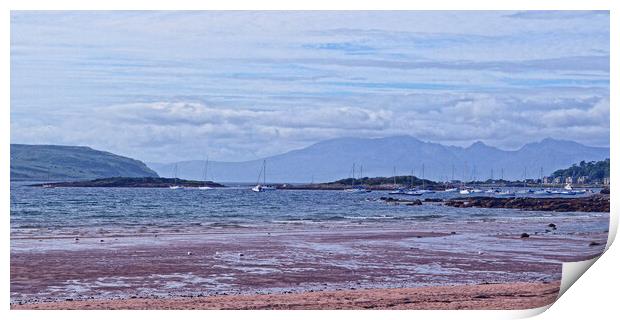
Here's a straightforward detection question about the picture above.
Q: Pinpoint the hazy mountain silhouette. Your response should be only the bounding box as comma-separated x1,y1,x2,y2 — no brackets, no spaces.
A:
147,136,609,183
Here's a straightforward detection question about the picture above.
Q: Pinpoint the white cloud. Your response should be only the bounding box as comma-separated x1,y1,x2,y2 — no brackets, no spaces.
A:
10,11,610,162
12,95,608,163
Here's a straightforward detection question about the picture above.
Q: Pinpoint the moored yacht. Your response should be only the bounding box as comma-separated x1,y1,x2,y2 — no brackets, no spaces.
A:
344,163,371,193
169,164,183,189
198,157,213,190
252,160,276,192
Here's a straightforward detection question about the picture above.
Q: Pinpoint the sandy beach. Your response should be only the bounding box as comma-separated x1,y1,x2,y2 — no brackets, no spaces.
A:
11,216,606,309
12,281,560,310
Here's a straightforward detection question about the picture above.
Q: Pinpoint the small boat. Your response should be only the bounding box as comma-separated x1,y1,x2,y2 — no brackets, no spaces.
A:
459,189,471,195
252,160,276,192
169,164,183,189
561,191,577,195
345,186,370,193
251,185,275,192
198,157,213,190
444,188,458,192
389,188,408,195
405,190,426,196
497,191,515,196
564,183,573,191
471,189,483,194
344,163,371,193
418,189,435,194
517,189,535,194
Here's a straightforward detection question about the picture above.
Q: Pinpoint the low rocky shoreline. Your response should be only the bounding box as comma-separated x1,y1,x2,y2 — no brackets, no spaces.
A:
30,177,226,188
376,194,610,212
444,195,609,212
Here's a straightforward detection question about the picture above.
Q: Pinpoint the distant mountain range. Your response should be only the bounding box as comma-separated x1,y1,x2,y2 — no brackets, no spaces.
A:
11,144,158,181
147,136,610,183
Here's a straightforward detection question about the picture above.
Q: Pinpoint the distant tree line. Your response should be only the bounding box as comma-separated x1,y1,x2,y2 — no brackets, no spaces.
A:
551,159,609,180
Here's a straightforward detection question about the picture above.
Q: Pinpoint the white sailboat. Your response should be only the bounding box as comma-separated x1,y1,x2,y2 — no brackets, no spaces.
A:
169,164,183,189
198,157,213,190
389,167,407,194
344,163,370,193
252,160,276,192
497,190,515,196
417,163,434,194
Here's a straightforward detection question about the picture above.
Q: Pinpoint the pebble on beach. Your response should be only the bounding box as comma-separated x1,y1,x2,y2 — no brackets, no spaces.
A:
520,233,530,238
187,251,193,256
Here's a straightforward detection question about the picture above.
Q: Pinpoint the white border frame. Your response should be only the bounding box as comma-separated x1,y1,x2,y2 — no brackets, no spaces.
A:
2,1,617,319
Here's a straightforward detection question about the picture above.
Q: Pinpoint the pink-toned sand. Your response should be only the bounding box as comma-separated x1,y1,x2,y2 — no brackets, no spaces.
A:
11,220,605,310
12,281,559,310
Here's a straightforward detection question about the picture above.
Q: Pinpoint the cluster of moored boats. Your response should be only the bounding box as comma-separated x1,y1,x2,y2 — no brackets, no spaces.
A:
167,159,592,196
384,183,590,197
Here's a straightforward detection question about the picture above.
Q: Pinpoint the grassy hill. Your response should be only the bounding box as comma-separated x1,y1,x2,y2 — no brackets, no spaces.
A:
11,144,158,181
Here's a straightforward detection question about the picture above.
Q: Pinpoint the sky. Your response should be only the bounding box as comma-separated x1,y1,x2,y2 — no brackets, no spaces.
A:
10,11,610,163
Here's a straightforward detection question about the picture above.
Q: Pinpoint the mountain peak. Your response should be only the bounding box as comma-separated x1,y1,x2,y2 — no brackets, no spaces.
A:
469,141,488,148
466,141,499,152
522,137,581,150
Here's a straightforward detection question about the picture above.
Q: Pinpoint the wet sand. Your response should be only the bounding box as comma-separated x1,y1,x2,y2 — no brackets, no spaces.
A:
12,281,560,310
11,217,606,309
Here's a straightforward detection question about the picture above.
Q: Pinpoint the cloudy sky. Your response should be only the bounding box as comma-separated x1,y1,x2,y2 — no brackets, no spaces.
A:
11,11,609,163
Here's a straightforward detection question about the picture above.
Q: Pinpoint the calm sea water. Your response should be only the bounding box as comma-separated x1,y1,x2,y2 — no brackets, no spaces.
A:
10,182,606,239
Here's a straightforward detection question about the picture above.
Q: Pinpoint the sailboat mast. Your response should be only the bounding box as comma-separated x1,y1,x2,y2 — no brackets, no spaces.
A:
174,164,178,184
393,166,396,186
451,165,454,182
263,160,266,185
352,163,355,188
540,167,543,187
202,157,209,183
422,163,425,189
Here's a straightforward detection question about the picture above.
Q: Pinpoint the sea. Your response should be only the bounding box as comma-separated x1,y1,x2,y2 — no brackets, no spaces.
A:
10,182,606,239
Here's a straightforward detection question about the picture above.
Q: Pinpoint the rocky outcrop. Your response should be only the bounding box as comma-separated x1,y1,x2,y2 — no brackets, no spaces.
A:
380,197,422,206
445,195,609,212
31,177,225,188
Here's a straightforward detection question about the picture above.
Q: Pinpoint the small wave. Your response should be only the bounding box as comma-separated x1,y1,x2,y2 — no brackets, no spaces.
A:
343,215,396,220
271,219,319,225
205,222,249,228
